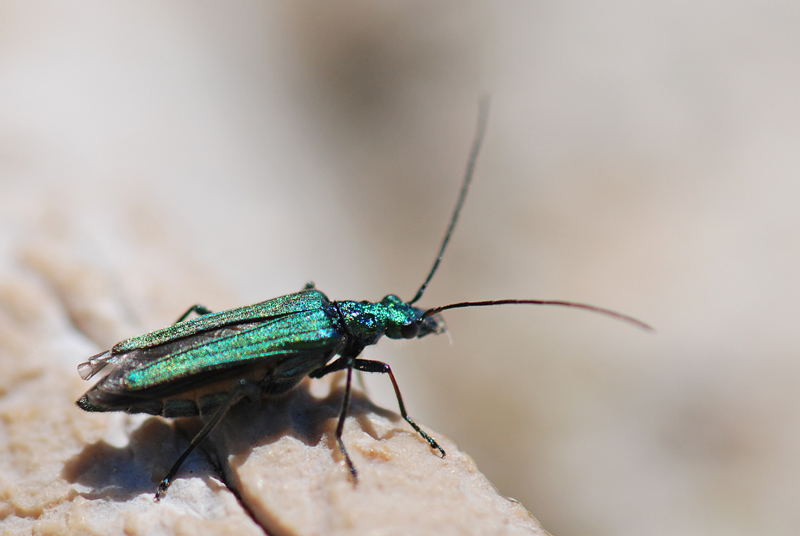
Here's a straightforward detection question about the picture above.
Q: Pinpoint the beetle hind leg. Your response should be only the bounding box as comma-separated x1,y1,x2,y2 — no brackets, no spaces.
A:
154,379,260,501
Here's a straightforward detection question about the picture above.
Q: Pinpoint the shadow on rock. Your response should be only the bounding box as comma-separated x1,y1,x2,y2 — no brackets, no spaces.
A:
63,378,403,499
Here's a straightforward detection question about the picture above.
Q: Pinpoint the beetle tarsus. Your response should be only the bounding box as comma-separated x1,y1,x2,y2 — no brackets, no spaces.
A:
154,479,170,502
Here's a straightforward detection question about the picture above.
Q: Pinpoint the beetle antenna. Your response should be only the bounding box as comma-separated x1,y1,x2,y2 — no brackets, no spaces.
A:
409,97,490,305
422,299,653,331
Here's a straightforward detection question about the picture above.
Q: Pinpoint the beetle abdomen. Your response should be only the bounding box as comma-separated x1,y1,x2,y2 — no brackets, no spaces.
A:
76,390,236,417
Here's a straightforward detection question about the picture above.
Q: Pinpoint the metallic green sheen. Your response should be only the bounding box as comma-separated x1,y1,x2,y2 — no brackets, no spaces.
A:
122,301,340,391
336,295,425,344
77,288,443,413
113,290,328,353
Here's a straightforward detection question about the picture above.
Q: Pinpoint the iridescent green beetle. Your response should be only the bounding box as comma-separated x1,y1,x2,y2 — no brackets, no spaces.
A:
77,101,651,500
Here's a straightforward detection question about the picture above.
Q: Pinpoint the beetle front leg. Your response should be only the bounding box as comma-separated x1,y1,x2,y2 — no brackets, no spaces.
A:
308,356,348,379
353,359,446,458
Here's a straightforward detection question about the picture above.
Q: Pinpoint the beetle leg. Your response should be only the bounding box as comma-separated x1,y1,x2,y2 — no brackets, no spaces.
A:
353,359,446,458
173,304,214,324
308,356,349,378
155,379,260,501
309,355,369,396
308,357,360,482
335,361,358,483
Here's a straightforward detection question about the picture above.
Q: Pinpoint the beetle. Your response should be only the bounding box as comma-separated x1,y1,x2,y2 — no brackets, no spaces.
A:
76,100,651,500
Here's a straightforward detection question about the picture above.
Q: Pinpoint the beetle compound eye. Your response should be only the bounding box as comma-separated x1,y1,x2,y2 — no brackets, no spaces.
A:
400,321,420,339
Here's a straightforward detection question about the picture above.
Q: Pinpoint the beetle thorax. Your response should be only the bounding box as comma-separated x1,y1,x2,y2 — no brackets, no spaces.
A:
335,295,443,348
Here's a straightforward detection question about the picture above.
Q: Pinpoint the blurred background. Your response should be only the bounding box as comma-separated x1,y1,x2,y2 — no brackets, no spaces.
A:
2,2,799,535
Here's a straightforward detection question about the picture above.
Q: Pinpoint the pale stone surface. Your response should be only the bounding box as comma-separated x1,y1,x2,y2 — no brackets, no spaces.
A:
208,380,545,535
0,239,547,535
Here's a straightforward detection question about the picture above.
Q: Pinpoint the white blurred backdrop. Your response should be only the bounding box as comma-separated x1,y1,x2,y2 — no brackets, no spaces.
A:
2,2,799,535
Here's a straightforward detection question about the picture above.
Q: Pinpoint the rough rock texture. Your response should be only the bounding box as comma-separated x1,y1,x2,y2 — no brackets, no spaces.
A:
0,240,547,536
